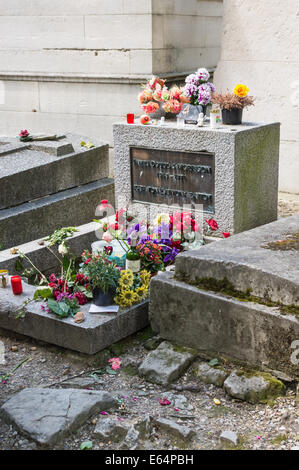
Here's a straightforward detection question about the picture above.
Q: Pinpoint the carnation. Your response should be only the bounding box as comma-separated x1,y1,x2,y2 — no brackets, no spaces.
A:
196,68,210,82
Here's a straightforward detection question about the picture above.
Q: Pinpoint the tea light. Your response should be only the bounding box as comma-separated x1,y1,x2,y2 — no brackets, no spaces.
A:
127,113,134,124
0,270,9,288
11,276,23,295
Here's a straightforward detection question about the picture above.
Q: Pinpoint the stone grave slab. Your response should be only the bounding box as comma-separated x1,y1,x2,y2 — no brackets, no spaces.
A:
175,214,299,306
0,388,117,446
0,281,149,354
0,133,109,210
0,178,114,249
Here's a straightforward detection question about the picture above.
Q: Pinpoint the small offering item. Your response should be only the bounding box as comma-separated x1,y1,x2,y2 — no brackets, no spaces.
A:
11,276,23,295
0,270,9,288
197,113,204,127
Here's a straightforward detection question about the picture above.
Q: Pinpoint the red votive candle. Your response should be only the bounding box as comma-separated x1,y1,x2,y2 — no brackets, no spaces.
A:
11,276,23,295
127,113,134,124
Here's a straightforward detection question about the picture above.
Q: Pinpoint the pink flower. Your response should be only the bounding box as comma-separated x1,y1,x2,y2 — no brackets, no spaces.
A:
108,357,121,370
142,101,159,114
102,231,113,243
205,218,218,231
100,411,108,415
158,398,171,406
19,129,29,137
98,199,112,213
222,232,231,238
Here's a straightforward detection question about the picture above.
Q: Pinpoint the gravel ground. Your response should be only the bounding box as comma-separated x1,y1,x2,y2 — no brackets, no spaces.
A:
0,195,298,451
0,327,298,451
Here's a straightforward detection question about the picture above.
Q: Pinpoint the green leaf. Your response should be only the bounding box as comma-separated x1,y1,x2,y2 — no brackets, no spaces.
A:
80,141,86,147
47,299,69,318
209,358,219,367
15,257,24,272
80,441,92,450
62,255,71,271
34,287,52,300
105,366,117,375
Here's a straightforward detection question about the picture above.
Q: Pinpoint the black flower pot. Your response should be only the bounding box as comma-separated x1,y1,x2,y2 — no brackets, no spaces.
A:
92,287,115,306
222,108,243,125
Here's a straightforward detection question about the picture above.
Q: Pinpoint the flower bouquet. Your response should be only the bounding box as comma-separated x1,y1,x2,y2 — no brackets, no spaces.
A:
180,68,215,123
138,76,189,120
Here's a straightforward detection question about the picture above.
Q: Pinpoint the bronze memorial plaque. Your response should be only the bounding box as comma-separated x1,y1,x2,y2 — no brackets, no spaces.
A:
130,147,215,213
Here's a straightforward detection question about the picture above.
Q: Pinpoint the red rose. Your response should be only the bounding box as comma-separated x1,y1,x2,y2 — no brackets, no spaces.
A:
205,219,218,231
222,232,231,238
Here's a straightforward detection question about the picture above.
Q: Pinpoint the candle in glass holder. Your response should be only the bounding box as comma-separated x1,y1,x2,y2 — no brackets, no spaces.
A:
127,113,134,124
11,276,23,295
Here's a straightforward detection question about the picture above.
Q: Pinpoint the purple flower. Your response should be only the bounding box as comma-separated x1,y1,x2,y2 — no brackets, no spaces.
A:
196,68,210,82
163,247,180,263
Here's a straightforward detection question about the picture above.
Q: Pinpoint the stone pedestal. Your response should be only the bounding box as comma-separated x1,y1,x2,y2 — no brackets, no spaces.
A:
113,121,280,234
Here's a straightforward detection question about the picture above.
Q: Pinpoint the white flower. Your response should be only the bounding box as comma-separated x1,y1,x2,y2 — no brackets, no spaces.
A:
58,242,68,255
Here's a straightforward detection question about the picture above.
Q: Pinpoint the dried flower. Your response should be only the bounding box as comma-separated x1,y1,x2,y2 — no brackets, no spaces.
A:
212,91,254,110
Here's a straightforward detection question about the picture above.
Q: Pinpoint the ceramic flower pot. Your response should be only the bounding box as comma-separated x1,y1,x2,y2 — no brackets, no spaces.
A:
92,287,115,306
222,108,243,125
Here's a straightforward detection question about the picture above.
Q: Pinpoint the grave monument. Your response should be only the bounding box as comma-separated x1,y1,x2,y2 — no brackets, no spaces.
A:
113,121,280,234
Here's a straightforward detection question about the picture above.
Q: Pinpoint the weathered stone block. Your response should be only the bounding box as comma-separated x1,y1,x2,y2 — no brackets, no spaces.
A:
194,362,228,387
149,272,299,379
138,341,197,385
0,388,117,446
113,122,280,234
223,370,286,404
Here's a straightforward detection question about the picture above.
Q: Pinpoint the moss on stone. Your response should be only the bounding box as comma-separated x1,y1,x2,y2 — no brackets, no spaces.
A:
171,344,198,356
235,369,286,404
176,274,299,318
122,364,138,376
263,232,299,251
271,434,288,446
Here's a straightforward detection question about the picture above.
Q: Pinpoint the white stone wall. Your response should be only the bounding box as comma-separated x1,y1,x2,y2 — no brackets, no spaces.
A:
0,0,222,151
214,0,299,194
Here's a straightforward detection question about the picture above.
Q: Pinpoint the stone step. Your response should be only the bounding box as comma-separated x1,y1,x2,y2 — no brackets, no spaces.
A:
0,178,114,249
0,134,109,209
149,272,299,379
175,215,299,306
0,281,148,355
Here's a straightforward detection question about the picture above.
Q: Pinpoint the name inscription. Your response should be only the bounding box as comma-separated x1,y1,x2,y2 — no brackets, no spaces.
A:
130,147,215,212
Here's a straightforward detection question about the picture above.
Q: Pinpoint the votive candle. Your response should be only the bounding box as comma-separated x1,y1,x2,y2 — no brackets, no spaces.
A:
11,276,23,295
127,113,134,124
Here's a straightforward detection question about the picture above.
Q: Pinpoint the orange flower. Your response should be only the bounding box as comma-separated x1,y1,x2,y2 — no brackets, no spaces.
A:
234,84,249,98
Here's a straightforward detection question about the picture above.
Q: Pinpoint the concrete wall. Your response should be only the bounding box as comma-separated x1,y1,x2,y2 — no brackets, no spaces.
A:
214,0,299,194
0,0,222,147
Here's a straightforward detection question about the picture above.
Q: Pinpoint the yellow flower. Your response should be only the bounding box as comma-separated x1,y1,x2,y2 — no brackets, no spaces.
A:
153,213,170,226
119,270,134,288
140,270,151,286
119,289,138,307
135,285,148,301
234,84,249,98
